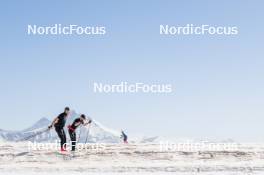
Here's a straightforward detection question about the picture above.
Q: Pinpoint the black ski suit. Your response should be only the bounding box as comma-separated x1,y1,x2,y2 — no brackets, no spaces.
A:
121,131,128,143
54,112,67,150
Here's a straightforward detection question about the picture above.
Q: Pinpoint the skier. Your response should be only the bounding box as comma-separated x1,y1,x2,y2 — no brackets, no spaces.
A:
48,107,70,152
121,130,128,144
68,114,92,151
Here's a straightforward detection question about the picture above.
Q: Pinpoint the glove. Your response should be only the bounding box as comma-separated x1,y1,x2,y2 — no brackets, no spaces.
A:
48,125,52,129
88,119,92,124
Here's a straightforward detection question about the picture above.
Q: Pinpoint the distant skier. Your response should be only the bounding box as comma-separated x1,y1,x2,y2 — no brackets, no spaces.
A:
121,130,128,144
48,107,70,152
68,114,92,151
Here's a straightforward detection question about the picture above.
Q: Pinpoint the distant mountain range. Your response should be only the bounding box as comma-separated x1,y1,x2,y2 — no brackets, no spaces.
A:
0,111,122,143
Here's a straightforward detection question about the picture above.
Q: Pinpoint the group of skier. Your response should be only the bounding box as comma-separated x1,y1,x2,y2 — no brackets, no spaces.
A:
48,107,92,152
48,107,128,152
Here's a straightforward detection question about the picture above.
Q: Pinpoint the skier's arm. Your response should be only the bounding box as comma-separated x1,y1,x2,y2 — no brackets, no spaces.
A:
48,117,59,129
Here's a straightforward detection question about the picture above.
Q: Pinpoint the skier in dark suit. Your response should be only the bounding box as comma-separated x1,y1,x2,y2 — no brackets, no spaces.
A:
48,107,70,152
121,130,128,144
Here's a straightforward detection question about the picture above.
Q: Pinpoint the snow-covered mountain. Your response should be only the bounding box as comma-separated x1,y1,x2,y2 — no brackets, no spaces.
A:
68,111,121,143
0,111,122,143
22,117,50,132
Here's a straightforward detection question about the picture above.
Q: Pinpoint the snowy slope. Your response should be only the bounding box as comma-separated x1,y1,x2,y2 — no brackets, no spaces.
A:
0,142,264,174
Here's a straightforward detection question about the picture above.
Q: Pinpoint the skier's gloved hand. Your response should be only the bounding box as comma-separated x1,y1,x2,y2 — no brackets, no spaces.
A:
83,119,92,126
48,125,53,129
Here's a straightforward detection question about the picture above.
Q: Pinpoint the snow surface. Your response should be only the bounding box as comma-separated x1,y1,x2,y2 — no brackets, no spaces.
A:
0,142,264,175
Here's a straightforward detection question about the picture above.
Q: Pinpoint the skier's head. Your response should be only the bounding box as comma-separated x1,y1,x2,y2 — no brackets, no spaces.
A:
80,114,86,121
64,107,70,115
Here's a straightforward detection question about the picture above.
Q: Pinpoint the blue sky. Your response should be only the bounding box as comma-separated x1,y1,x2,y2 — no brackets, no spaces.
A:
0,1,263,141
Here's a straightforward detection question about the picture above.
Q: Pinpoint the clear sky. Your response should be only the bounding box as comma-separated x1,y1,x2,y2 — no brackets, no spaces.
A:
0,1,263,142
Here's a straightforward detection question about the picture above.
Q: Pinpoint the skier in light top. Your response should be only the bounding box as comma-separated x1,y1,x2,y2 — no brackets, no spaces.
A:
48,107,70,152
68,114,92,151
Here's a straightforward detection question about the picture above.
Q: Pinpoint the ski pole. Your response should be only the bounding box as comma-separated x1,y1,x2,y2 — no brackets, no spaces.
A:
84,125,91,144
17,128,50,142
77,125,82,143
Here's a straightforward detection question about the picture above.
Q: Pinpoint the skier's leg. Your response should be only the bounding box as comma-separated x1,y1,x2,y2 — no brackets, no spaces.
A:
55,128,64,149
69,130,76,151
72,132,76,151
68,130,73,140
124,135,128,143
61,129,67,150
